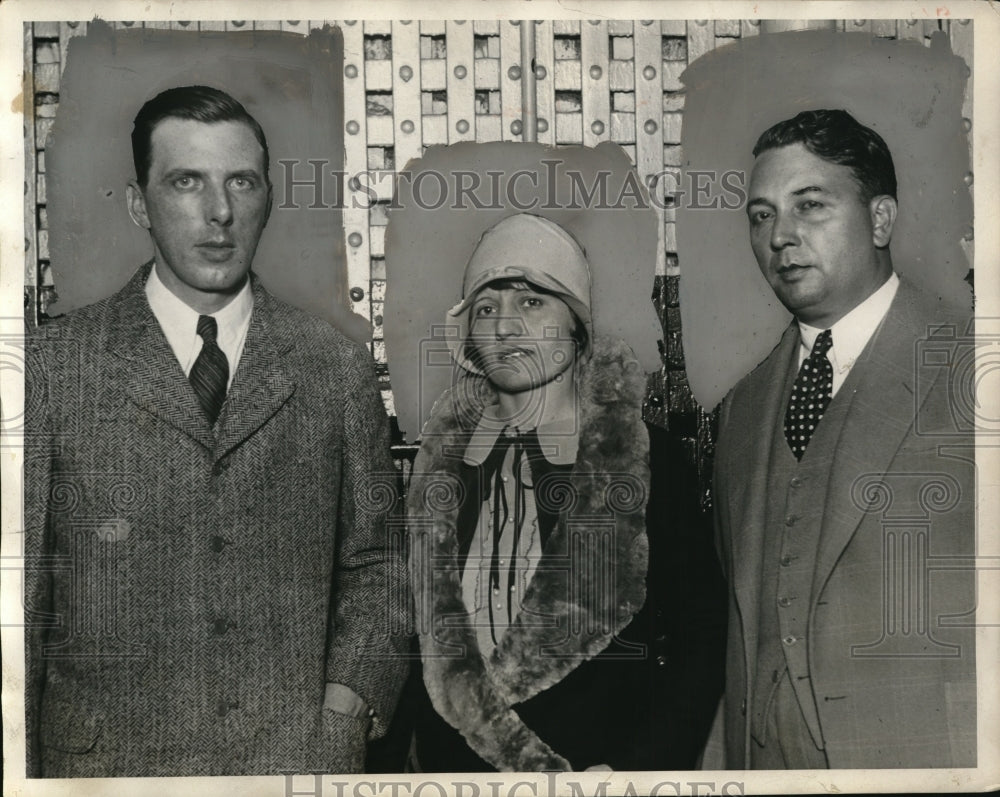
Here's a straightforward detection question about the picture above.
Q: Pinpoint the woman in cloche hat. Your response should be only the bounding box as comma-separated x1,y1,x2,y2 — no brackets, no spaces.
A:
406,213,723,772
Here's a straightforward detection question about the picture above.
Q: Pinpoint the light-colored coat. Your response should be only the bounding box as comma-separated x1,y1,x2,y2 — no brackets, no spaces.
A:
24,264,409,777
711,279,976,768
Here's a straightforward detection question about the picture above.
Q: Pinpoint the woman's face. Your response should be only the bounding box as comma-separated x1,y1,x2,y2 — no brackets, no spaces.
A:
467,283,578,395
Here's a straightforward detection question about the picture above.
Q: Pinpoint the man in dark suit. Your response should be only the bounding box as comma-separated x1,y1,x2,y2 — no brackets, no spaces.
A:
24,85,408,776
710,109,976,768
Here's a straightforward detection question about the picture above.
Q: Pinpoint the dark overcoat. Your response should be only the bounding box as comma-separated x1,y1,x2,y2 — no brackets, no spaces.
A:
24,264,409,777
407,337,726,771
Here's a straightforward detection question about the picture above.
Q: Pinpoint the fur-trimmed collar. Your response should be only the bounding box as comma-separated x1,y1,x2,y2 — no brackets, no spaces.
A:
409,336,651,771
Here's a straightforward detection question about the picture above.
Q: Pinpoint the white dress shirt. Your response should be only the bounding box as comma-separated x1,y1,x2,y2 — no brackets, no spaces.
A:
144,264,253,390
797,272,899,398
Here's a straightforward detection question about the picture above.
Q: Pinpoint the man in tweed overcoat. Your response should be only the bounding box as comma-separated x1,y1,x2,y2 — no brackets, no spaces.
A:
24,86,408,776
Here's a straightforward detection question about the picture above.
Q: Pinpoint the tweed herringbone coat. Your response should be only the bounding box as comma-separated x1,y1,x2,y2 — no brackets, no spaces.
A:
24,264,409,777
709,279,976,768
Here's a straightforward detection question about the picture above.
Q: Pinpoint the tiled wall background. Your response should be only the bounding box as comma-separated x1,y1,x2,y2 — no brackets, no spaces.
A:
23,18,974,499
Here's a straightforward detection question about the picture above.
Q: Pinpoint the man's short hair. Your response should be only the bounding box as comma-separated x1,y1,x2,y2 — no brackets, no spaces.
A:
131,85,270,187
752,109,897,203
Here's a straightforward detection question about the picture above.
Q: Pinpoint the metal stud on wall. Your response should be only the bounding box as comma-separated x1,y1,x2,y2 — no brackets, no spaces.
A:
24,18,972,487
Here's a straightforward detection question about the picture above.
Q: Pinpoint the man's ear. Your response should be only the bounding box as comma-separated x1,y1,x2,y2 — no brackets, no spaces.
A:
126,180,151,230
870,194,897,248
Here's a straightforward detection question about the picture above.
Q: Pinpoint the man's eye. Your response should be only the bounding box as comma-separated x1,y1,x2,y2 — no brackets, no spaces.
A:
800,200,822,211
749,209,772,224
230,177,254,190
173,176,197,189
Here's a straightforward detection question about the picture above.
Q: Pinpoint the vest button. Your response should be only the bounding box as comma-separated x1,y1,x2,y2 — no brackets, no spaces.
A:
784,514,798,527
778,596,792,607
790,476,803,488
209,535,230,553
783,635,798,646
780,556,793,567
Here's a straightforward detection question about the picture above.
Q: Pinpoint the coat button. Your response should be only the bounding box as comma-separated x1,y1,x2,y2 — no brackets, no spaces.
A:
217,699,240,717
740,698,747,715
212,460,230,477
780,555,794,567
656,654,667,667
783,635,798,646
209,536,231,553
212,618,236,635
785,514,798,527
95,519,132,542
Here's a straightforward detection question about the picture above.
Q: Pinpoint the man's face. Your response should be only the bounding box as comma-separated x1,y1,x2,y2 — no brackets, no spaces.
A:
746,142,892,328
468,284,578,395
127,118,272,312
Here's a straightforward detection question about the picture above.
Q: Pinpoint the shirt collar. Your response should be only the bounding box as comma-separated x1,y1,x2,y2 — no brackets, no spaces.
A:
144,261,254,361
797,271,899,374
463,403,579,466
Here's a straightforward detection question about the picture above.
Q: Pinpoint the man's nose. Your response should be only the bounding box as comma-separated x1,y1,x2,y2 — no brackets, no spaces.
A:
769,211,800,250
205,183,234,226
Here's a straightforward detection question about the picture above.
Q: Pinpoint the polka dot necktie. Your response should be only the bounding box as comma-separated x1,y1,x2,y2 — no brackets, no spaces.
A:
189,315,229,426
784,329,833,460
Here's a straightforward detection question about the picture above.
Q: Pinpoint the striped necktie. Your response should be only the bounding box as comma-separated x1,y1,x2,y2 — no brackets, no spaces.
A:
189,315,228,426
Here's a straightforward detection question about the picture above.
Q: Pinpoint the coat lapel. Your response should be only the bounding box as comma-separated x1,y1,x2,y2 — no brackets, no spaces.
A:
212,279,296,462
107,263,216,451
731,322,800,627
409,337,649,772
813,281,939,593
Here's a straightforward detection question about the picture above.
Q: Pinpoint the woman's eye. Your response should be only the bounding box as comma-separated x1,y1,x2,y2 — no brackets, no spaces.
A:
474,305,495,317
522,296,543,308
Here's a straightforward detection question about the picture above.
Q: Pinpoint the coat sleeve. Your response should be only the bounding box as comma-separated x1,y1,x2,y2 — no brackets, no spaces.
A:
23,330,54,777
698,393,735,770
323,339,411,740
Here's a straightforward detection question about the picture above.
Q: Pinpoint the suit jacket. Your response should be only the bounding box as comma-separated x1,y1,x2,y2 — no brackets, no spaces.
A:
711,279,976,768
24,264,410,777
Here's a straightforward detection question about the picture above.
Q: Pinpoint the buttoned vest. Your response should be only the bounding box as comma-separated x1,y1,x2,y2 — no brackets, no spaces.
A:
750,355,857,749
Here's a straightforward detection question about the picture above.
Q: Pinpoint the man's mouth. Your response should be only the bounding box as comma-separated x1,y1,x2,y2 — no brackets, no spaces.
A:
776,262,811,278
196,240,237,261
